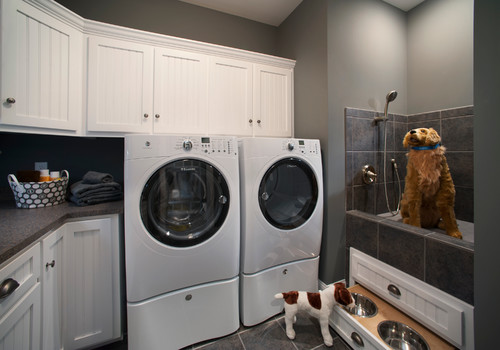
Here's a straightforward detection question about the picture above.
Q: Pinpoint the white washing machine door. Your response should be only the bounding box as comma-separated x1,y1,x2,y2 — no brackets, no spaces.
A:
258,157,318,230
140,158,230,247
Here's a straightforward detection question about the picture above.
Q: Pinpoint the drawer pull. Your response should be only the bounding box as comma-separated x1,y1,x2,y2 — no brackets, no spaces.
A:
6,97,16,104
351,332,364,347
0,278,20,299
388,284,401,297
46,260,56,270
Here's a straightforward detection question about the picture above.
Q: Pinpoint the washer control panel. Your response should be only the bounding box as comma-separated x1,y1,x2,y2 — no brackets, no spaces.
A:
175,136,237,156
281,139,320,155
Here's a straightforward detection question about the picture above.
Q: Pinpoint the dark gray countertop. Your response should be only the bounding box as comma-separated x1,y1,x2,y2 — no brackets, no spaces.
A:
0,196,123,266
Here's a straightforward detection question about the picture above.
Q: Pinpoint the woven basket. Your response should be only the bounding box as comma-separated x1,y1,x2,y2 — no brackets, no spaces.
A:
8,170,69,209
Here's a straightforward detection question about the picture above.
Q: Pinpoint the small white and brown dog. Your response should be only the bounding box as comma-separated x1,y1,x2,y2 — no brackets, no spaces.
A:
275,282,354,347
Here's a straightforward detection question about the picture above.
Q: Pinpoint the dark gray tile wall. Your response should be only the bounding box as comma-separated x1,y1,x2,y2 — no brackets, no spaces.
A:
345,106,474,222
344,106,475,306
346,210,474,305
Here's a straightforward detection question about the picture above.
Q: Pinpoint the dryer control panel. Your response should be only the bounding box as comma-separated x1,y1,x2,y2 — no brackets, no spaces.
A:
281,139,320,155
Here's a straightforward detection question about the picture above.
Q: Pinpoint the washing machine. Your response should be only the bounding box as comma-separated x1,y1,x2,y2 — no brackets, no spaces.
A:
124,134,240,350
238,137,324,326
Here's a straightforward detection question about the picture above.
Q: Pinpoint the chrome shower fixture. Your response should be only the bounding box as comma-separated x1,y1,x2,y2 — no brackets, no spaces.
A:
374,90,398,122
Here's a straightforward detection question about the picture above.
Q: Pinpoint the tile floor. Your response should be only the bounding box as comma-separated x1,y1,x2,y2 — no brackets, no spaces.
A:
98,312,352,350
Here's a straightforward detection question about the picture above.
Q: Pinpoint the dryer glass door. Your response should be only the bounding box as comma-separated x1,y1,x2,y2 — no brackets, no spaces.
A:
258,157,318,230
140,159,230,247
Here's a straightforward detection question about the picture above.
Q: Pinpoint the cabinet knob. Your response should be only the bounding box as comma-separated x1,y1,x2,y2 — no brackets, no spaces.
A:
46,260,56,270
249,119,253,124
143,113,149,119
6,97,16,104
155,114,160,119
0,278,20,299
351,332,364,347
257,120,261,124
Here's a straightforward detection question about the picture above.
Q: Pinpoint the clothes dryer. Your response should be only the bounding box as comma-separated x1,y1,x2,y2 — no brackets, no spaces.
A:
238,137,324,326
124,134,240,349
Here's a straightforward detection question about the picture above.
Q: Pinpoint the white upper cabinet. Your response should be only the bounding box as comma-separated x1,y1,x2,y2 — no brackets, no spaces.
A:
253,64,293,137
1,0,294,137
153,48,208,134
0,0,83,133
208,57,253,136
87,36,154,133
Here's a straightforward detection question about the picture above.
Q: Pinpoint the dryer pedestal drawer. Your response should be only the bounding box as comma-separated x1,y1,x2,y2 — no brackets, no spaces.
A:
240,256,319,326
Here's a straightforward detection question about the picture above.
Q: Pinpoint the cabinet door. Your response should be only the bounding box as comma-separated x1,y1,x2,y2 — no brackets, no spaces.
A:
208,57,253,136
153,48,208,134
87,36,154,133
0,284,41,350
0,0,82,131
41,227,66,350
253,64,293,137
64,218,116,349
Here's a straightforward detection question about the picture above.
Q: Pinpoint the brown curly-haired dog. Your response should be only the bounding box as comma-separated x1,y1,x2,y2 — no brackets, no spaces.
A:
400,128,462,239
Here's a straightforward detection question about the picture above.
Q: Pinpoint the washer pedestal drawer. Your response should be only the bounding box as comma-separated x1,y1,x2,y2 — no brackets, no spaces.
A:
127,276,239,350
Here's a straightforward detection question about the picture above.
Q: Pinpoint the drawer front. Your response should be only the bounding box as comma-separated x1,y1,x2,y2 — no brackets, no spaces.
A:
330,306,387,350
350,248,469,348
0,243,41,317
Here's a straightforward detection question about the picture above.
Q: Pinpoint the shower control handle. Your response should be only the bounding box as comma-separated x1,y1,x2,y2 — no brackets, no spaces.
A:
362,165,377,184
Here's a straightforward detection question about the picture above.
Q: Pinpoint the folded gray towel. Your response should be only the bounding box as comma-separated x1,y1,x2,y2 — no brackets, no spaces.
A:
82,171,114,184
70,192,123,206
70,181,122,196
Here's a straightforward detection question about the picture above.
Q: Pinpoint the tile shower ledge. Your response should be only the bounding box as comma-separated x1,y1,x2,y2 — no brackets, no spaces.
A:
0,198,123,266
347,209,474,252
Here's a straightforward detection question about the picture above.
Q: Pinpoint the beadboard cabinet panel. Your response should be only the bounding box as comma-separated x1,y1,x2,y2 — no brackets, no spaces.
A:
208,57,253,136
253,65,293,137
87,36,154,133
153,48,208,134
0,0,82,132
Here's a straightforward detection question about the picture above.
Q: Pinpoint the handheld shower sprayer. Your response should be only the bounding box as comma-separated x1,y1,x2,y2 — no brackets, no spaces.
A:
374,90,398,122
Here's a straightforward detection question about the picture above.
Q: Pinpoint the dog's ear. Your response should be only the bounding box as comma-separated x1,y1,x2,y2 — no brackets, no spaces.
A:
333,282,352,306
427,128,441,145
403,132,410,148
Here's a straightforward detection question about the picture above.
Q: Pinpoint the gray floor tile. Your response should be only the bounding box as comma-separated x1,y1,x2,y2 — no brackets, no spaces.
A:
239,319,296,350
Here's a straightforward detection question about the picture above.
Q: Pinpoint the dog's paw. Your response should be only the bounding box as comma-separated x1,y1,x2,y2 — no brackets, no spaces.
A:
448,230,463,239
286,330,296,340
323,336,333,347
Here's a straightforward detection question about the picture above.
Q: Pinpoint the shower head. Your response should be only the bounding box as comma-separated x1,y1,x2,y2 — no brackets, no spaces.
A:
383,90,398,117
386,90,398,103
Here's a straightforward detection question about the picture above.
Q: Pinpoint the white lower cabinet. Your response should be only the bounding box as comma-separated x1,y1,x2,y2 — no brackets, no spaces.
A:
41,215,122,350
0,244,41,350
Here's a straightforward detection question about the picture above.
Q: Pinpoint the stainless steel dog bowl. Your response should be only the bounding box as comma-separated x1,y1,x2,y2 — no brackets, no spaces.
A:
377,321,429,350
343,293,378,318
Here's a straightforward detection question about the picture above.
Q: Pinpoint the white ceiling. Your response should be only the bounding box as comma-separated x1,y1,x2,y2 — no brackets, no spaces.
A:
382,0,426,12
179,0,426,27
179,0,303,26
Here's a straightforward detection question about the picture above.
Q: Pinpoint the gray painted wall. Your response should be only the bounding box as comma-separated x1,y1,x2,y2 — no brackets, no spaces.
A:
408,0,474,114
325,0,407,283
473,0,500,347
276,1,330,280
55,0,279,56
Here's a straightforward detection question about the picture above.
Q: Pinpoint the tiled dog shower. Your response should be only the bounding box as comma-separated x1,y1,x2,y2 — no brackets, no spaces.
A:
344,106,474,305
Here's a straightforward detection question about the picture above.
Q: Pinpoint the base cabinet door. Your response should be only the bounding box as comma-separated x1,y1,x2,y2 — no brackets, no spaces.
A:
64,217,119,350
42,226,66,350
0,284,41,350
40,215,122,350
